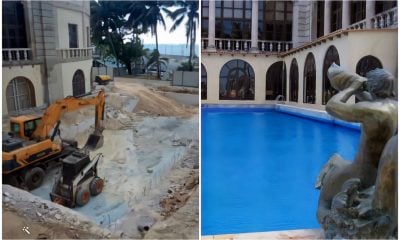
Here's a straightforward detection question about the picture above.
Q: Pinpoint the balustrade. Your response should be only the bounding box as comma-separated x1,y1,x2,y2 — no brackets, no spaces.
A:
3,48,32,62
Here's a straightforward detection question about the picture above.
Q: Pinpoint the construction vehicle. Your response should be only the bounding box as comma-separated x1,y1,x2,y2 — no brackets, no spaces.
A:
94,75,112,85
2,90,106,190
50,151,104,207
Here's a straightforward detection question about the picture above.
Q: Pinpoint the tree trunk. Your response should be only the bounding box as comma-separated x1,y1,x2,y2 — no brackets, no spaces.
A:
192,23,196,71
107,32,120,76
155,24,161,79
188,22,193,71
127,61,132,75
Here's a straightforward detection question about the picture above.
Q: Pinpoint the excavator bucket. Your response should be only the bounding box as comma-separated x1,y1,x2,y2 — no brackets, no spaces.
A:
84,133,104,150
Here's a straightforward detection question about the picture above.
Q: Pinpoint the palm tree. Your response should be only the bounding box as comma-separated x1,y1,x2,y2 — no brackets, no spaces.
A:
91,0,126,72
165,0,199,71
126,1,173,79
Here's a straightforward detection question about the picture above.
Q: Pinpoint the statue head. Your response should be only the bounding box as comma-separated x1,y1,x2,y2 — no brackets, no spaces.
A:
365,69,395,99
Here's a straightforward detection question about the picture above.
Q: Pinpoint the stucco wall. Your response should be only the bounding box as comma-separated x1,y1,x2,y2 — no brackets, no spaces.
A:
57,60,92,96
2,65,45,114
202,30,398,105
55,5,90,49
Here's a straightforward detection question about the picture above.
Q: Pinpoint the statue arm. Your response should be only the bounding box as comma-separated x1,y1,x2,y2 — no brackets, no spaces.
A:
326,84,365,123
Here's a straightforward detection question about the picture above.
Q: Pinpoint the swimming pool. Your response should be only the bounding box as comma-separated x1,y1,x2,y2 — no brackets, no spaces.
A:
201,107,360,235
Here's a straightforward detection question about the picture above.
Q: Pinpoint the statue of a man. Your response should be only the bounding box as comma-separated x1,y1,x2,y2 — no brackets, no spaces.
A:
317,64,398,224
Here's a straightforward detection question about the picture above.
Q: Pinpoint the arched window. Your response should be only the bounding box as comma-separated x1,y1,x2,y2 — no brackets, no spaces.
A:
303,53,316,104
219,59,255,100
266,61,286,100
72,70,85,96
6,77,36,112
289,59,299,102
201,64,207,100
322,46,340,105
356,55,383,77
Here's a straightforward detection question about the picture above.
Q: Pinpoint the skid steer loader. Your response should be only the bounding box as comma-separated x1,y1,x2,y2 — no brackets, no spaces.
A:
50,151,104,208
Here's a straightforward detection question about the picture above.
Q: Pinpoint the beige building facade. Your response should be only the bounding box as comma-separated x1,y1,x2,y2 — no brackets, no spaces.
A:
2,1,92,115
201,0,398,107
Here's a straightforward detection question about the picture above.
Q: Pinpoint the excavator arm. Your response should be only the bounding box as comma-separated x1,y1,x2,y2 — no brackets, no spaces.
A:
32,90,106,146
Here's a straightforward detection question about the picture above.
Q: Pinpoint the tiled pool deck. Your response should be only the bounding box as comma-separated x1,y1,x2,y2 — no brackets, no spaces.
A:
203,229,323,239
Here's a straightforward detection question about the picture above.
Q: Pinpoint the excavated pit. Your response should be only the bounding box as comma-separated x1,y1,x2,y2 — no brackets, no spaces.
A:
3,80,199,239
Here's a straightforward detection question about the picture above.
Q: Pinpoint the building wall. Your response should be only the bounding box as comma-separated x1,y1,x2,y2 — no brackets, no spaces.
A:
202,30,398,105
58,60,92,96
2,65,45,114
55,5,90,49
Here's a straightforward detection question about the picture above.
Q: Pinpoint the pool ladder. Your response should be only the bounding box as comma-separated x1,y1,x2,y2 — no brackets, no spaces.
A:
275,95,286,104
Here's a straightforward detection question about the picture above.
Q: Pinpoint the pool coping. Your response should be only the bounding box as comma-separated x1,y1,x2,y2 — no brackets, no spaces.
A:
202,228,324,239
202,104,361,131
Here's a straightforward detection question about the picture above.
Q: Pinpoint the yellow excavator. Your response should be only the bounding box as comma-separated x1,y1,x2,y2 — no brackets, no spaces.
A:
2,90,106,190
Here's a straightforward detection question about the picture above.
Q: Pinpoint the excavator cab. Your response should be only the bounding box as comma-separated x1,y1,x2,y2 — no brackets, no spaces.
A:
9,115,42,140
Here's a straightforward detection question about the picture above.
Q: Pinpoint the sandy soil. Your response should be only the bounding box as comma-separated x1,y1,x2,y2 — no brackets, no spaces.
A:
3,79,199,239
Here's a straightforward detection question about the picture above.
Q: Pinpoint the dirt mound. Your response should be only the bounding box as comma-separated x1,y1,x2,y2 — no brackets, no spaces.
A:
3,185,114,239
112,82,196,118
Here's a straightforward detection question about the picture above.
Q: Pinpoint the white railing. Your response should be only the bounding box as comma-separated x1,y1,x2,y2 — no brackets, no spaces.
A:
371,7,397,29
258,40,292,52
2,48,32,62
57,48,93,60
348,20,367,30
202,38,292,53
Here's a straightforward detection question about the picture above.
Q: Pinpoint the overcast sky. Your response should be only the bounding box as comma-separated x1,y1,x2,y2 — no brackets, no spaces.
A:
140,6,200,45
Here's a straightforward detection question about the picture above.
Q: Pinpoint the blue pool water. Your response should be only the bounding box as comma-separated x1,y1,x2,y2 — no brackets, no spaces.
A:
201,108,360,235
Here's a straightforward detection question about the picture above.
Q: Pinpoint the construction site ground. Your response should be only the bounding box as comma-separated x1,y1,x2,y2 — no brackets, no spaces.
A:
3,77,199,239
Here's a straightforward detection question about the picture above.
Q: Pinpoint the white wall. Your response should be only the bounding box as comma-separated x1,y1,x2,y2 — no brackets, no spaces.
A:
58,60,92,96
55,6,90,49
202,30,398,106
2,65,45,114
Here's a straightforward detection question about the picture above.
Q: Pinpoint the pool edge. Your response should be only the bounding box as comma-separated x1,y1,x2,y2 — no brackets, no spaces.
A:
202,103,361,131
202,228,323,239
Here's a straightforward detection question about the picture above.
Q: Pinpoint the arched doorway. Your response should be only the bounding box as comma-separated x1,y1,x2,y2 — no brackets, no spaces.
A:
72,70,85,96
266,61,286,100
6,77,36,112
289,59,298,102
356,55,383,77
219,60,255,100
201,64,207,100
303,53,316,104
322,46,340,105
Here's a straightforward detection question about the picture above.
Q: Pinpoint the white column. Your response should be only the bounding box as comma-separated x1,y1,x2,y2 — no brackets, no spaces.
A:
207,0,216,51
366,0,376,29
324,0,331,35
342,0,350,29
250,0,259,52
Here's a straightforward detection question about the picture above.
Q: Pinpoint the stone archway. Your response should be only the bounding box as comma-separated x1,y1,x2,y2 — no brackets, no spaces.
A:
72,69,86,96
289,58,299,102
322,46,340,105
266,61,286,100
219,59,255,100
303,53,316,104
6,77,36,112
201,64,207,100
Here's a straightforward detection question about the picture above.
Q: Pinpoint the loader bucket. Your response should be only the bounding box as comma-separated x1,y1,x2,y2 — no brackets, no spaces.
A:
84,133,104,150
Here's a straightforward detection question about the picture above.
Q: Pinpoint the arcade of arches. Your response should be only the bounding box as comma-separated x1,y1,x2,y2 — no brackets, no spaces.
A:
208,52,384,105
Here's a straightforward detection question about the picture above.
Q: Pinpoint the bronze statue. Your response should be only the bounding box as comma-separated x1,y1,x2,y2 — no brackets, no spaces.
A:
317,64,398,239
